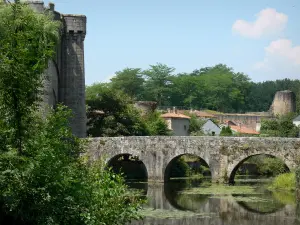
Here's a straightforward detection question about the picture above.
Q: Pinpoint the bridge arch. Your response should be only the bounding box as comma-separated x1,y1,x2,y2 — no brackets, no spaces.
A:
164,154,211,182
228,153,290,183
107,153,148,181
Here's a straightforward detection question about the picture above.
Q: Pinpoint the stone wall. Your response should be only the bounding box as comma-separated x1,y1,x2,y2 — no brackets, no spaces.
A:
86,136,300,182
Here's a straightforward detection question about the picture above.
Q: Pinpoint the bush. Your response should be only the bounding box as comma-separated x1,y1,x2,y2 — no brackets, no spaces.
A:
245,155,287,176
0,106,143,225
269,173,296,191
220,126,232,136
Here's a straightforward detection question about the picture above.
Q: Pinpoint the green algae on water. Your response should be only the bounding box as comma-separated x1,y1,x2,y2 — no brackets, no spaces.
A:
140,207,216,219
179,184,256,195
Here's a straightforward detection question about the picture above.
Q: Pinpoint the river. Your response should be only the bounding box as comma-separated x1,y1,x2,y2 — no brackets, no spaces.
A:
128,177,300,225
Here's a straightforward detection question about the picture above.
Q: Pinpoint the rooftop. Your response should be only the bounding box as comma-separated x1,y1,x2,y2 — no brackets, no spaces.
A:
229,125,259,135
161,112,191,119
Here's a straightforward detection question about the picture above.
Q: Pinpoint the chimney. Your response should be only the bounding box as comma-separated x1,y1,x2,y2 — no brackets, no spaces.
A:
173,106,178,114
167,108,171,113
49,2,55,11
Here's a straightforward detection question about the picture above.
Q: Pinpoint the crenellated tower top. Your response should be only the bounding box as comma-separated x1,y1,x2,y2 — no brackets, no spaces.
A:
62,14,87,40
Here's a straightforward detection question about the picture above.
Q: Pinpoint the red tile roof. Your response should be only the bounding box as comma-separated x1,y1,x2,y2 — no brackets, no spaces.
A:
161,112,191,119
230,125,259,135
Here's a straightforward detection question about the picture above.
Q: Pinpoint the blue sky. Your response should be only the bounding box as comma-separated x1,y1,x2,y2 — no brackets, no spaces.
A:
44,0,299,85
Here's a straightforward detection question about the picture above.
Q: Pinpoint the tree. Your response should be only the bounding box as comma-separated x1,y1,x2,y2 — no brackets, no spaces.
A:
0,3,143,224
0,1,60,154
86,83,149,137
260,114,299,137
1,106,143,225
142,63,175,106
187,114,206,136
144,111,171,136
169,74,203,108
220,126,233,136
110,68,144,100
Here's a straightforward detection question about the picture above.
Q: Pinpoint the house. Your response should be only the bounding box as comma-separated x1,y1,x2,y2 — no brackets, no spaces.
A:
202,119,221,136
293,115,300,127
161,110,191,136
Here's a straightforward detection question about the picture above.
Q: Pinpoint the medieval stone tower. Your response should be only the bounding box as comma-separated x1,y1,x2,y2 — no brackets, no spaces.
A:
270,90,296,116
26,1,87,137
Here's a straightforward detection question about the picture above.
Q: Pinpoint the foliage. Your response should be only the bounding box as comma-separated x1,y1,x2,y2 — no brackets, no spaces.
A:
86,83,149,137
186,114,206,136
0,106,143,225
269,173,296,191
220,126,233,136
245,155,287,176
102,63,300,114
110,68,144,100
260,114,299,137
142,63,175,106
257,157,286,176
143,111,171,136
0,3,143,224
169,157,192,178
86,83,170,137
0,1,60,154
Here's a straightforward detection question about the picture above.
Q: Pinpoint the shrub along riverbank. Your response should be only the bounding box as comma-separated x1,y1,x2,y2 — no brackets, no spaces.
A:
0,2,143,224
269,173,296,192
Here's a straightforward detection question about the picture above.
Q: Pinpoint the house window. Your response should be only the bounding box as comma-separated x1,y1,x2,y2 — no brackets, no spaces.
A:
212,131,215,136
184,125,187,130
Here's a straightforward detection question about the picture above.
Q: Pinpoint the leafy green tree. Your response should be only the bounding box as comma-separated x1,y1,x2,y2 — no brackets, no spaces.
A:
0,3,143,224
169,74,203,108
110,68,144,100
86,83,149,137
0,1,60,154
220,126,233,136
144,111,171,136
142,63,175,106
260,114,299,137
187,114,206,136
1,106,143,225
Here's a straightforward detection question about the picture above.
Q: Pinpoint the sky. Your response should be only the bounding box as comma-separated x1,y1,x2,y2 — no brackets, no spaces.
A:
43,0,299,85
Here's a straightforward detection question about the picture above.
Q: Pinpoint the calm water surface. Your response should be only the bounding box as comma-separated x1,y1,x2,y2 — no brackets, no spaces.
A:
128,178,300,225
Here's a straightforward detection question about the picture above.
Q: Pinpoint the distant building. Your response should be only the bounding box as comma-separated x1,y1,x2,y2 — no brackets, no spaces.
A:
134,101,157,115
202,119,221,136
161,109,190,136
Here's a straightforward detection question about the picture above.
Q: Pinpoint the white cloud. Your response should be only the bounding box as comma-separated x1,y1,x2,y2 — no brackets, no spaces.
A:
232,8,288,39
253,39,300,80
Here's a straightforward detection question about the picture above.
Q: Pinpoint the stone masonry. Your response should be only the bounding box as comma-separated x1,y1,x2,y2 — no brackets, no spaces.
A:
27,1,87,137
86,136,300,183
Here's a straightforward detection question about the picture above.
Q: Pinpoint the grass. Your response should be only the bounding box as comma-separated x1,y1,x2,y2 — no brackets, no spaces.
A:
269,172,296,191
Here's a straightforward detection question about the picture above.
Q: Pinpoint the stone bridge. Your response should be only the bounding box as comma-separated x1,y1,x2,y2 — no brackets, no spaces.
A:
86,136,300,182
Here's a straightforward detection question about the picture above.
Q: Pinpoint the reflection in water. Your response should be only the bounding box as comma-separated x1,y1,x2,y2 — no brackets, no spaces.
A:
164,179,210,211
130,179,299,225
